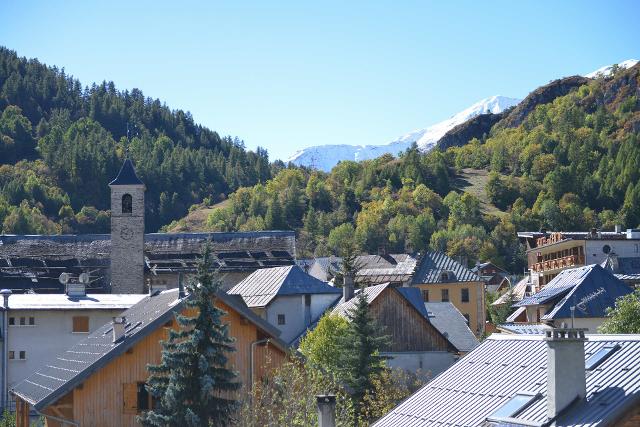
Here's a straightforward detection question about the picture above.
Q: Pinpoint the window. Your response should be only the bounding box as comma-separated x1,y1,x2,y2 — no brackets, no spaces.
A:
463,314,470,325
137,383,150,411
19,351,25,360
422,290,429,302
440,271,450,282
122,194,133,214
73,316,90,333
8,317,14,326
461,288,469,303
602,244,611,254
123,382,154,414
28,317,35,326
305,294,311,307
441,289,449,302
586,344,620,370
489,392,539,420
19,317,25,326
277,314,286,325
8,351,14,360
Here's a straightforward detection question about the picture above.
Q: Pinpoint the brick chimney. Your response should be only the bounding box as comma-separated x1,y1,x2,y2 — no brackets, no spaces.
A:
544,328,587,420
112,316,127,343
343,272,355,302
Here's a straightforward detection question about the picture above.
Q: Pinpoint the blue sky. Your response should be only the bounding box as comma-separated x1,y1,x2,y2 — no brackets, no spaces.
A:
1,1,638,161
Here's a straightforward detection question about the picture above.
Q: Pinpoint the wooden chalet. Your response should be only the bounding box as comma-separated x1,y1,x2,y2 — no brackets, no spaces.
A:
11,288,288,427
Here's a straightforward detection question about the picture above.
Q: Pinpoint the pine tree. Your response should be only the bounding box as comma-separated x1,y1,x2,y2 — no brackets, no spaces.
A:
337,289,391,423
139,245,240,426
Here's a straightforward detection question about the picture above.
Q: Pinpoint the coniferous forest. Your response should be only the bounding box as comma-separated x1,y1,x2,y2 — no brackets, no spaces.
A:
2,45,640,273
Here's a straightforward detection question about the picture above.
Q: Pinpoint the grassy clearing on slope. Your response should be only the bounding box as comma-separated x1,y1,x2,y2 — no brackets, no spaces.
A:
165,199,230,232
452,168,507,217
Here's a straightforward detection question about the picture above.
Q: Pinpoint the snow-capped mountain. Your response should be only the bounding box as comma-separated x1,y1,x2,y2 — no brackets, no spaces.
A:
286,95,521,171
585,59,639,78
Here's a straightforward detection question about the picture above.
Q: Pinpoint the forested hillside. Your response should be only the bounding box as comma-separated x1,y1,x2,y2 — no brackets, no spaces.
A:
0,47,272,233
176,63,640,273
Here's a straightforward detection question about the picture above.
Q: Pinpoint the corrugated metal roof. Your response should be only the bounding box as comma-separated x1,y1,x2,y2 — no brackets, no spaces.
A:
497,323,552,335
5,293,146,310
11,288,287,410
424,302,479,352
227,265,341,308
331,283,390,317
515,266,595,307
373,334,640,427
412,251,481,284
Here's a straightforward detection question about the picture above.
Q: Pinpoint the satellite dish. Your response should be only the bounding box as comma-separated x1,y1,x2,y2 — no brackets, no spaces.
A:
79,273,90,284
58,272,70,285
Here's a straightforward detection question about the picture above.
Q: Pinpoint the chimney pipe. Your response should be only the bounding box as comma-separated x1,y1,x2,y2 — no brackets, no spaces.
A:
316,394,336,427
112,316,127,343
343,272,354,302
0,289,11,309
544,328,587,420
178,272,185,298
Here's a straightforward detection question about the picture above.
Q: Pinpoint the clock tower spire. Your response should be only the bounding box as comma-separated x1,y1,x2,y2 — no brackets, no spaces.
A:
109,153,145,294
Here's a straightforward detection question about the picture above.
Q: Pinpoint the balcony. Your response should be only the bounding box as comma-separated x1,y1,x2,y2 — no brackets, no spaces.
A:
531,254,585,273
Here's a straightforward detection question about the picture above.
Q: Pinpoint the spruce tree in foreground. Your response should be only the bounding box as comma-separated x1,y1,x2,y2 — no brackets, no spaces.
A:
338,289,391,422
140,245,240,426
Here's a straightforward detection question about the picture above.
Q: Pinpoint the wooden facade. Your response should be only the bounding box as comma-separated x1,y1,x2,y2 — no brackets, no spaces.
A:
15,299,287,427
371,288,455,353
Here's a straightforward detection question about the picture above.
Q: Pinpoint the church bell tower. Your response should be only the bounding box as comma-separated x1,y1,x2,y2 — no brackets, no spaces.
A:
109,156,145,294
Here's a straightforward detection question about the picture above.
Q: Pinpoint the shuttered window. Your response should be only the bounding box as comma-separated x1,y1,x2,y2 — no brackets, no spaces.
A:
73,316,89,333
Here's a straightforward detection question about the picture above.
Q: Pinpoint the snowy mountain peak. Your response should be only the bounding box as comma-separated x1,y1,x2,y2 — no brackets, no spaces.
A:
286,95,521,171
585,59,639,78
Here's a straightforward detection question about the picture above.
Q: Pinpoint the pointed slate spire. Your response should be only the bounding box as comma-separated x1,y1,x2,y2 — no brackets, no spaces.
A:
109,157,144,186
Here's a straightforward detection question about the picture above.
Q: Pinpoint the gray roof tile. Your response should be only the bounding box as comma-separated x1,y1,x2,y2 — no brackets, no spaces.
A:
412,251,481,284
424,302,479,352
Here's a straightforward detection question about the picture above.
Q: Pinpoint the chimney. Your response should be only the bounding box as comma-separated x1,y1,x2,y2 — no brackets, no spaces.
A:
343,272,354,302
0,289,11,309
377,245,386,256
615,224,623,233
544,328,587,420
112,316,127,343
316,394,336,427
178,272,185,298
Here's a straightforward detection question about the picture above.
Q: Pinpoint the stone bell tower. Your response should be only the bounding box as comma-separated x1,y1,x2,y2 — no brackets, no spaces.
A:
109,156,145,294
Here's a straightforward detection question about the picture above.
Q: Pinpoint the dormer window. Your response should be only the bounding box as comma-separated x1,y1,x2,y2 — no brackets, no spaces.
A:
440,271,450,282
122,194,133,214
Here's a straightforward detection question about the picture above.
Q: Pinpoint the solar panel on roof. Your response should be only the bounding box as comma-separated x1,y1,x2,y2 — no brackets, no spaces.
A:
270,250,291,258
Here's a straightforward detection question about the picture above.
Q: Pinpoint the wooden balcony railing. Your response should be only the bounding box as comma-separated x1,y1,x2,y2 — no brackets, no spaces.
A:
531,254,585,273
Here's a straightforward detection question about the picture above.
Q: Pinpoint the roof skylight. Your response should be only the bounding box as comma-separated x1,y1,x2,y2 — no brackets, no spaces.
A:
489,391,539,419
586,344,620,370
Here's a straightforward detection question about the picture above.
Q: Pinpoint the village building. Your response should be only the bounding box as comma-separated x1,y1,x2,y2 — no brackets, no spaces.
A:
600,253,640,286
331,281,459,374
0,288,145,411
471,261,510,292
411,251,485,336
423,302,479,354
298,256,342,282
511,264,633,332
0,157,297,296
10,288,288,427
517,227,640,289
227,265,342,343
373,329,640,426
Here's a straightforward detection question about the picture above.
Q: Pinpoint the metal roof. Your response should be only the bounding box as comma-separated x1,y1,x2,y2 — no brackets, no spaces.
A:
108,158,144,186
493,277,532,306
227,265,341,308
515,266,594,307
412,251,481,284
424,302,479,352
373,334,640,427
355,254,418,284
397,287,430,318
5,293,146,310
497,323,552,335
11,288,287,410
331,283,390,317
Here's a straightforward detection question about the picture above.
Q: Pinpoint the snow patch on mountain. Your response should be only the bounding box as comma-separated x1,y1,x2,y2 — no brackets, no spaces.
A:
286,95,521,171
585,59,639,78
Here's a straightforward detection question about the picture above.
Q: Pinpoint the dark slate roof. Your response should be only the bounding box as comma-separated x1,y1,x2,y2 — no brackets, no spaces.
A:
412,251,481,284
424,302,479,352
515,265,634,321
108,158,144,186
542,267,633,320
0,231,296,293
227,265,341,307
355,254,418,284
497,322,552,335
373,334,640,427
11,288,286,410
397,287,430,318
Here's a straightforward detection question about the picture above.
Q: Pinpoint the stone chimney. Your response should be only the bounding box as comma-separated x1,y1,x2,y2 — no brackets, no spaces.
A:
343,272,354,302
544,328,587,420
112,316,127,343
316,394,336,427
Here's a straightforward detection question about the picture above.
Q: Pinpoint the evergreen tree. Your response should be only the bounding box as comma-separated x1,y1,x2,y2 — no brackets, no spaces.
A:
140,245,240,426
337,289,391,423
